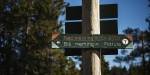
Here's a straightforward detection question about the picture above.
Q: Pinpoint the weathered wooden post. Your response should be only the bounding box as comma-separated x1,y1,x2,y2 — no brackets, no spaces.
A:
82,0,101,75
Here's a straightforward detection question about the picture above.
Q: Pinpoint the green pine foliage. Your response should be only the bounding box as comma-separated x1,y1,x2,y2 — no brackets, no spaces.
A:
0,0,80,75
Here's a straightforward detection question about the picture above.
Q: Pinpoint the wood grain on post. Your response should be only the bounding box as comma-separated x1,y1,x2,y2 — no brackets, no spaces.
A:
82,0,101,75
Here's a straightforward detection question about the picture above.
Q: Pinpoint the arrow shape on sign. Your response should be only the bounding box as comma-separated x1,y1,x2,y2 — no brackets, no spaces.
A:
51,34,133,49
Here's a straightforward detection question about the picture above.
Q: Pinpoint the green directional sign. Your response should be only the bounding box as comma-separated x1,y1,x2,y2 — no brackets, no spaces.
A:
52,35,133,49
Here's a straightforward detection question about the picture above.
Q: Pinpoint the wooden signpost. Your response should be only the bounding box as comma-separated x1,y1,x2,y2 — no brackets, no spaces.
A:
51,0,133,75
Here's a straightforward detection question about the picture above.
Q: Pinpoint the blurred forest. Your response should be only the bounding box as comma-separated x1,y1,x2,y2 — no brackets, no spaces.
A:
0,0,79,75
0,0,149,75
110,0,150,75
